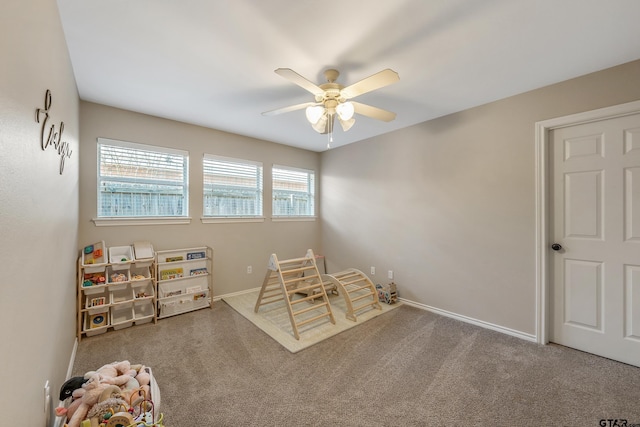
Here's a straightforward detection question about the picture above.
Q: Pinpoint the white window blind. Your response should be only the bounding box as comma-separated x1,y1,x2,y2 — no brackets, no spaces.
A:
203,155,263,217
97,138,189,218
272,165,315,217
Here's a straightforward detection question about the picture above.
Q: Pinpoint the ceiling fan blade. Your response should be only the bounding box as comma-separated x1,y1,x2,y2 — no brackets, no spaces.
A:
275,68,325,97
352,101,397,122
262,102,317,116
340,69,399,99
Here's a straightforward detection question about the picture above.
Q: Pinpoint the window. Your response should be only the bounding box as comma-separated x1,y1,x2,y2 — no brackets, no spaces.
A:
97,138,189,218
203,155,263,218
272,165,315,217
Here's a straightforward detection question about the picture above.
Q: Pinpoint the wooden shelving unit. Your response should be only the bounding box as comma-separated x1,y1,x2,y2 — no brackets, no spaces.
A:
77,242,156,341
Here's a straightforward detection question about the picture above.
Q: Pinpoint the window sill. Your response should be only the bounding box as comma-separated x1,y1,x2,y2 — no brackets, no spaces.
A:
271,216,317,222
201,217,265,224
92,217,192,227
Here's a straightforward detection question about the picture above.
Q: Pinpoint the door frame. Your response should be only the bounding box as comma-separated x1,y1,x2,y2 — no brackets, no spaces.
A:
535,99,640,345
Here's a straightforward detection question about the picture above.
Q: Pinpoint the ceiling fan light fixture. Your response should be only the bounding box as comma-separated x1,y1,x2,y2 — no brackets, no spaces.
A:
311,113,328,133
305,105,325,124
336,101,354,121
338,116,355,132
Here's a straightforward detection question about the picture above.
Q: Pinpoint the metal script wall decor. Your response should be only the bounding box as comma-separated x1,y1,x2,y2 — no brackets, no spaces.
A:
35,89,72,174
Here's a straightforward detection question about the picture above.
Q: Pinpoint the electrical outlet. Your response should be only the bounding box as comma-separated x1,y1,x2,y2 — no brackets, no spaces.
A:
370,266,375,275
247,265,252,274
388,270,394,280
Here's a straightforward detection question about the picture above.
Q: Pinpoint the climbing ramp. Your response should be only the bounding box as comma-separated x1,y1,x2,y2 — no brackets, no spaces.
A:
322,269,382,321
254,249,336,340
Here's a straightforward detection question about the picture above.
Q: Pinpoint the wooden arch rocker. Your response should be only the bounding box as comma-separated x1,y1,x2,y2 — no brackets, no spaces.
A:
322,269,382,322
254,249,335,340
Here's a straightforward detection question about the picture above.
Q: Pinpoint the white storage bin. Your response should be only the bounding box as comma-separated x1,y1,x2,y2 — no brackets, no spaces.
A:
146,367,161,421
85,292,109,313
134,301,155,325
82,241,107,273
132,281,154,300
82,270,107,288
110,285,134,304
84,311,109,336
109,245,134,270
83,283,108,296
107,266,130,284
130,265,151,281
133,241,154,266
111,305,134,330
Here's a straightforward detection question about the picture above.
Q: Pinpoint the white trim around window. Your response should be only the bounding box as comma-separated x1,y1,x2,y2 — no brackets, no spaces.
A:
272,164,316,218
202,154,264,221
92,216,192,227
270,216,317,222
97,137,189,220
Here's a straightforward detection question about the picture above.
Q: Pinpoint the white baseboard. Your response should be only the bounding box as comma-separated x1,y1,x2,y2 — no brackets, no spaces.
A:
66,338,78,379
53,337,78,427
399,298,537,343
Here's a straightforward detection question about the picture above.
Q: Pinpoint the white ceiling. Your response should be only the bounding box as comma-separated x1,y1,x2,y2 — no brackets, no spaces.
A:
56,0,640,152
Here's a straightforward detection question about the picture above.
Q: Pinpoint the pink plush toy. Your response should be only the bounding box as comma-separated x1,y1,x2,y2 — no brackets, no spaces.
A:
87,360,134,387
135,367,151,387
65,375,111,427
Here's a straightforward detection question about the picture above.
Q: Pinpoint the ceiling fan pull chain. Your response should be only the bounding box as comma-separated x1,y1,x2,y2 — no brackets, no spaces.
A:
328,114,334,148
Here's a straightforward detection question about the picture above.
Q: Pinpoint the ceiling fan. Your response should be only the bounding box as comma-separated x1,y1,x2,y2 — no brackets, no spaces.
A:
262,68,399,146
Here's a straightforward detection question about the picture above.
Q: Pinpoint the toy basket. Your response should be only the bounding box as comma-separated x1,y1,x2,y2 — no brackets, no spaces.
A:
60,365,164,426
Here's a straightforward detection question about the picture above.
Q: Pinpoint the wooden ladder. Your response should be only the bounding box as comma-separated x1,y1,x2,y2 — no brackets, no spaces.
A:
322,268,382,321
254,249,336,340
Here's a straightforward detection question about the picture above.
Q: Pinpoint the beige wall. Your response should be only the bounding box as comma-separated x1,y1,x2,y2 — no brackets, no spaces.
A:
0,1,80,424
320,60,640,337
78,102,321,296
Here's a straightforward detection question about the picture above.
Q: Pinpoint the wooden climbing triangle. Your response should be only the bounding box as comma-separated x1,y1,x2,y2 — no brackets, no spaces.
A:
322,269,382,321
254,249,336,340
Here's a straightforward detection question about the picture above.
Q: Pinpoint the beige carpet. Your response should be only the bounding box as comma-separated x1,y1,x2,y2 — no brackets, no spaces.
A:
73,302,640,425
223,289,401,353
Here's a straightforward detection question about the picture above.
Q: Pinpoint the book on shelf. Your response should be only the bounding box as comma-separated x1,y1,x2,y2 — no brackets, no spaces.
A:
187,251,206,260
190,267,208,276
160,268,184,280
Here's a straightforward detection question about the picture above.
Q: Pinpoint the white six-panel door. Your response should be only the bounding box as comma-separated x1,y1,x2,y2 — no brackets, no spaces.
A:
550,113,640,367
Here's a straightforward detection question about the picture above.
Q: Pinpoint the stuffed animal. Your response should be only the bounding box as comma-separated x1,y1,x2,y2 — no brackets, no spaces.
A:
59,376,86,401
132,365,151,403
65,374,112,427
135,367,150,387
57,361,155,426
58,382,88,420
86,360,134,387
